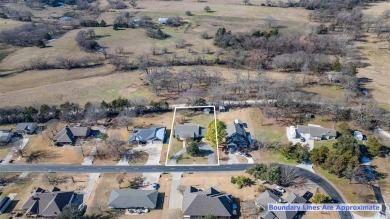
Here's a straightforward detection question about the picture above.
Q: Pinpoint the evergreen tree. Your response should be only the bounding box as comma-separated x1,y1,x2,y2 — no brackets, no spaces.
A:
366,137,382,157
100,20,107,27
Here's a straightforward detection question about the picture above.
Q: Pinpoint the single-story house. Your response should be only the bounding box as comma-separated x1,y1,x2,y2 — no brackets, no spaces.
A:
22,188,75,218
296,124,337,140
129,126,166,144
182,186,236,218
255,190,306,219
354,131,364,141
53,126,91,145
226,119,252,150
174,123,206,140
108,189,158,210
0,131,12,144
158,18,168,24
16,122,38,135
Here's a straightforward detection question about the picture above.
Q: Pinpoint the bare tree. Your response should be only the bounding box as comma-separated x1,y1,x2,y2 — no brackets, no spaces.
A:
243,0,250,5
84,103,107,125
177,185,186,194
264,16,277,28
116,172,126,188
105,133,127,160
115,116,133,131
280,165,304,187
129,176,145,189
13,140,26,157
129,0,137,8
115,46,125,54
43,173,67,186
43,119,59,140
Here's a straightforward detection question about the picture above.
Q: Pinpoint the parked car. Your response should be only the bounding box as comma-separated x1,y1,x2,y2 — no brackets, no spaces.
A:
271,189,282,197
300,137,306,142
236,151,244,155
245,153,252,158
152,183,158,190
275,186,286,193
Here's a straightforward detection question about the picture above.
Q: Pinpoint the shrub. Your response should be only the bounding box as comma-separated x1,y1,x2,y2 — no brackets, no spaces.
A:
146,28,169,39
186,140,201,156
311,193,330,203
257,185,266,193
201,32,210,39
204,6,211,12
166,16,185,27
185,11,192,16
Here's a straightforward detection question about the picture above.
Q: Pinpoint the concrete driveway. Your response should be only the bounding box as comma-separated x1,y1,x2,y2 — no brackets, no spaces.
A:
142,172,161,190
228,153,239,164
198,142,216,165
117,141,163,165
286,127,314,151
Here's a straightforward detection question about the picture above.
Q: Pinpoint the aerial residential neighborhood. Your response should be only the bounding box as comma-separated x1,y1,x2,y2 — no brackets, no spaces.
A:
0,0,390,218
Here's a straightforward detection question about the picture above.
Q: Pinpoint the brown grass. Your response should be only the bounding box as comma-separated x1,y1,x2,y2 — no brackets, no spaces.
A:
181,172,259,201
14,135,84,164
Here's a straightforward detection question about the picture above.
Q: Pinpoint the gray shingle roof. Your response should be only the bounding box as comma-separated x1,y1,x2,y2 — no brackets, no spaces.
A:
0,131,12,143
284,192,306,204
174,123,205,139
297,125,336,138
182,186,233,217
16,123,38,134
22,189,74,217
256,191,307,219
108,189,158,209
53,126,90,144
129,126,166,143
255,190,279,209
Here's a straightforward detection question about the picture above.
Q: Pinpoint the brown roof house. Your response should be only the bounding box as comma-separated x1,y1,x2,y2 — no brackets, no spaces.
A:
53,126,91,145
182,186,237,218
255,190,307,219
22,188,75,218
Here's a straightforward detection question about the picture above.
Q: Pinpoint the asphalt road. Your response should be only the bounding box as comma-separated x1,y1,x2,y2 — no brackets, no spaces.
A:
0,163,352,219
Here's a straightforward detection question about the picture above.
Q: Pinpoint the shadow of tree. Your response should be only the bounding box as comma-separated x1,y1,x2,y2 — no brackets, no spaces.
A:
26,150,60,163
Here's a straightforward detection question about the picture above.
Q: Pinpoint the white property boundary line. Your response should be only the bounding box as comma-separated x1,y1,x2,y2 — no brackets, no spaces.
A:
165,106,220,166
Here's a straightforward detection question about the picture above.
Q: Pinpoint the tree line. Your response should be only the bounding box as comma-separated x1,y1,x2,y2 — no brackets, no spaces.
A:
0,97,169,125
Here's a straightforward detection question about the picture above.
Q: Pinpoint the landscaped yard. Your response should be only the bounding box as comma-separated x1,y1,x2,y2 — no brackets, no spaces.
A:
175,109,215,128
167,137,183,160
177,152,209,165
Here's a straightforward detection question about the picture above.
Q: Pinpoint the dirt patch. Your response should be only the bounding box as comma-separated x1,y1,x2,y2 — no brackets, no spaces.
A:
181,172,259,201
